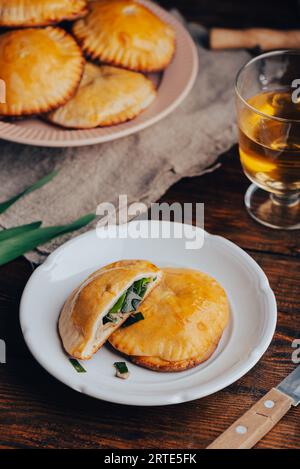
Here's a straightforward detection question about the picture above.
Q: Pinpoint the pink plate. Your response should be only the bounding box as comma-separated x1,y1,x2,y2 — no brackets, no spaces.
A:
0,1,198,148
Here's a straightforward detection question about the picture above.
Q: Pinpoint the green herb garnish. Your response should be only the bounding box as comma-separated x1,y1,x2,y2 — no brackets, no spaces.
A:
114,362,128,373
122,312,144,328
69,358,86,373
114,361,129,378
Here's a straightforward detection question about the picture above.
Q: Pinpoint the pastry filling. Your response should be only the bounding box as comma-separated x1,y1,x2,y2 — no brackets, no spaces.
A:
103,277,154,325
122,311,144,328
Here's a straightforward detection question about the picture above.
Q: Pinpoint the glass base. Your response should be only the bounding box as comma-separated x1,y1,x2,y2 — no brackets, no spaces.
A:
245,184,300,230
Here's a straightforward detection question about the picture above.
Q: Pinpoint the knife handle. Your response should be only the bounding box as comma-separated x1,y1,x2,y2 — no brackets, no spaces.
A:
207,388,293,449
210,28,300,51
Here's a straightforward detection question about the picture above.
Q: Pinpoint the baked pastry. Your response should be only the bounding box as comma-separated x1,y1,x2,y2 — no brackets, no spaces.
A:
0,0,88,27
47,62,156,129
59,260,162,360
109,267,229,372
0,27,84,117
73,0,176,72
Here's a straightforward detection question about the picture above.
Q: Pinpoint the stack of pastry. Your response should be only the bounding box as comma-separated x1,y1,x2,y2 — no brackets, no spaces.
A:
0,0,176,128
59,260,229,372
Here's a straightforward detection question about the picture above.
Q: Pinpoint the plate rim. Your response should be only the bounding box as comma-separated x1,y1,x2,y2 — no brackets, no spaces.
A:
19,221,277,406
0,1,199,148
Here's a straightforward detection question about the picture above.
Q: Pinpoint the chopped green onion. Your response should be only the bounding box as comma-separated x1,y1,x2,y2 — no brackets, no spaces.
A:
69,358,86,373
104,313,121,324
133,277,151,295
114,362,128,374
114,362,129,379
133,278,143,295
122,312,144,328
103,277,152,325
140,278,153,297
121,288,142,313
103,291,127,324
109,291,127,314
103,316,112,325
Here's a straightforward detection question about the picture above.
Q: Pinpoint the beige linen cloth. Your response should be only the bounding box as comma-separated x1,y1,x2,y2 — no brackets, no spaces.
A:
0,43,249,263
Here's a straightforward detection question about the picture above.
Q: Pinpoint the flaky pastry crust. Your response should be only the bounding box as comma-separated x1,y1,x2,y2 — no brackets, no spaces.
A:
0,27,84,116
73,0,176,72
0,0,88,27
110,267,229,371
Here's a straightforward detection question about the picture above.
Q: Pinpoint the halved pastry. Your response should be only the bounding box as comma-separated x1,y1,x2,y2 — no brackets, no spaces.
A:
0,27,84,116
72,0,176,72
59,260,162,360
109,268,230,372
47,62,156,128
0,0,88,27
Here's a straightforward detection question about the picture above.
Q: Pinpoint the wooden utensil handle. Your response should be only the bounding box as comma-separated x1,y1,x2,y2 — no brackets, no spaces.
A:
207,388,293,449
210,28,300,51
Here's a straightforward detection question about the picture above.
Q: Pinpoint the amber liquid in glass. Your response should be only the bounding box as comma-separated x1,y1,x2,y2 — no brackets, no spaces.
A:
239,90,300,195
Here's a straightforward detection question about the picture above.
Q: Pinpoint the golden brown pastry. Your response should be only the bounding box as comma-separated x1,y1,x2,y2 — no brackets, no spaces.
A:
0,0,88,27
47,62,156,129
73,0,176,72
0,27,84,117
109,267,230,372
59,260,162,360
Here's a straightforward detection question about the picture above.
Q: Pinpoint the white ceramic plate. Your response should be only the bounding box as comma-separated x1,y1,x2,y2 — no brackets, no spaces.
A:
0,1,198,148
20,221,277,406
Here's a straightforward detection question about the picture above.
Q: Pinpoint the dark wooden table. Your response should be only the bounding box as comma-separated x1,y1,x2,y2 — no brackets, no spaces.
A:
0,0,300,451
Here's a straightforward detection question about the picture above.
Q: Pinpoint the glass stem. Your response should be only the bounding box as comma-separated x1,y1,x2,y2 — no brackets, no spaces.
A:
270,193,299,207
